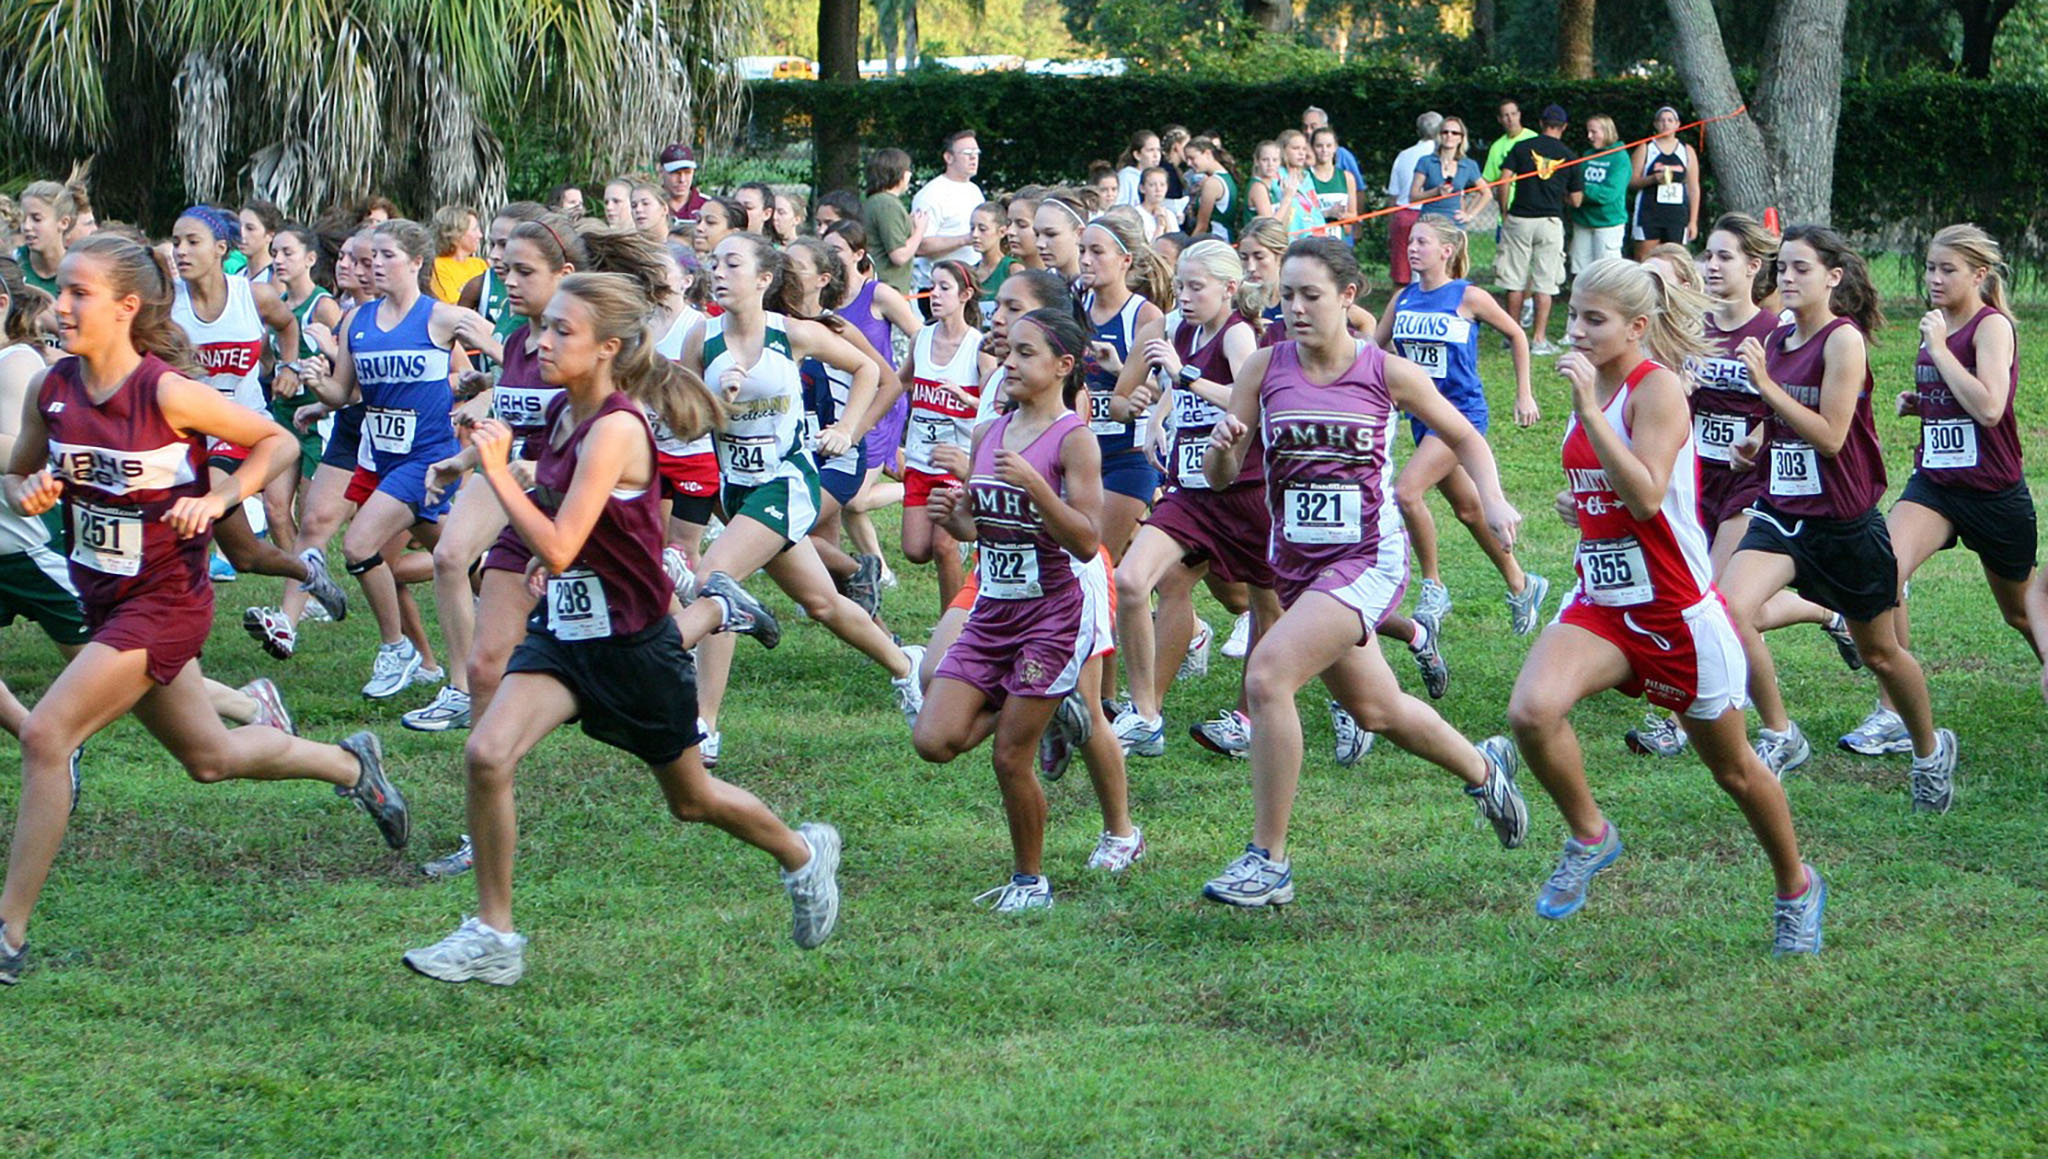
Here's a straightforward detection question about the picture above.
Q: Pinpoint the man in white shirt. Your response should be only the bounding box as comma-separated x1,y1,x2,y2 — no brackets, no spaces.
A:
910,130,984,289
1385,110,1442,289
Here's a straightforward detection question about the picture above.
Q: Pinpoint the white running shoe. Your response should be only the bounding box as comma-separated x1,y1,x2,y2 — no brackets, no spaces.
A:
403,916,527,985
239,677,295,735
1330,701,1374,767
1178,619,1213,681
420,834,475,879
1416,578,1453,624
662,546,698,603
242,606,297,659
1754,722,1812,781
1202,845,1293,907
1506,573,1551,636
402,686,472,732
1190,708,1251,758
973,874,1053,912
1839,706,1911,756
782,822,842,949
1113,709,1165,757
297,547,350,621
1531,339,1559,357
301,600,334,623
362,640,423,700
1220,611,1252,659
415,665,447,687
1086,828,1146,873
699,723,722,768
1908,729,1958,814
892,645,926,727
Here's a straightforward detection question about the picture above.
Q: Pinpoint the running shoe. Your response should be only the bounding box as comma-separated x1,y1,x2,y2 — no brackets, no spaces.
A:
1534,823,1624,919
1909,728,1958,814
240,677,296,735
1190,708,1251,758
698,721,721,768
844,553,885,617
67,745,82,815
302,601,334,624
1202,844,1293,907
1519,298,1536,328
210,552,238,582
1039,686,1093,782
402,686,472,732
782,822,842,949
1506,573,1551,636
701,516,724,545
1220,611,1252,659
1531,339,1559,357
1178,619,1213,681
337,731,409,849
297,547,349,621
1468,735,1529,848
973,873,1053,912
662,546,698,603
1086,827,1146,873
361,639,423,700
0,923,24,985
414,665,447,687
1329,701,1373,766
1103,695,1135,724
1839,705,1911,756
1416,578,1453,624
1754,722,1812,781
1625,713,1688,757
242,606,297,660
1822,612,1863,671
420,834,475,879
1772,863,1827,956
879,564,899,591
403,916,527,985
1113,709,1165,757
703,571,781,649
1410,615,1449,700
892,644,927,727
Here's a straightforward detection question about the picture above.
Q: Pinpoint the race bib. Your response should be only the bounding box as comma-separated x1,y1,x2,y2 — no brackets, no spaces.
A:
1577,536,1653,607
1692,412,1745,464
1282,483,1361,544
1087,391,1127,437
70,501,143,576
363,407,417,456
1172,388,1221,431
724,433,776,482
1175,440,1210,489
1405,342,1448,380
1921,418,1979,470
1769,441,1822,497
1656,181,1685,205
494,385,557,431
546,568,612,640
907,413,952,461
978,541,1042,599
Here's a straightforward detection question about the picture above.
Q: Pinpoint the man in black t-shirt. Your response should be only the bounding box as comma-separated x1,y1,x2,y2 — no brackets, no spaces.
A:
1495,104,1577,355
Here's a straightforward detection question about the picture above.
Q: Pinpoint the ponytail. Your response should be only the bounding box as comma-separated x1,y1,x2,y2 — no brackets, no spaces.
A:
1089,206,1172,309
557,272,724,442
1574,257,1710,373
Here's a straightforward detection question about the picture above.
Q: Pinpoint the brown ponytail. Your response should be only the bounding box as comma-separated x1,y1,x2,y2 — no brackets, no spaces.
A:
557,272,724,442
68,234,200,374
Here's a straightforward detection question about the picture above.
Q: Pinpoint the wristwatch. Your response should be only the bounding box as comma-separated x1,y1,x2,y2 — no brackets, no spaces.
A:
1179,364,1202,386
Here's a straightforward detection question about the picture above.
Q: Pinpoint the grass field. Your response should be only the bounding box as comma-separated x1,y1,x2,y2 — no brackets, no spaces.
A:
5,302,2048,1158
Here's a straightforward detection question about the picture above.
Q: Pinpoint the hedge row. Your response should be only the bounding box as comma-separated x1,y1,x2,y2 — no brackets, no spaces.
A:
741,68,2048,259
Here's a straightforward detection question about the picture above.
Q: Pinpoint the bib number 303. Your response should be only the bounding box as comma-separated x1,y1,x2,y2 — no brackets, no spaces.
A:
1769,441,1822,497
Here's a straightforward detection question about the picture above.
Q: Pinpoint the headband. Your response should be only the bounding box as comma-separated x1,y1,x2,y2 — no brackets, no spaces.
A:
181,205,241,246
1655,105,1680,119
538,219,570,260
1047,198,1087,228
1087,221,1130,255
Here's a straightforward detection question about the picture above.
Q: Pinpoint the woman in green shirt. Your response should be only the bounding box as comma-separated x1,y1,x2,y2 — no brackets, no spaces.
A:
12,174,87,296
967,202,1012,325
1308,127,1360,241
862,148,929,296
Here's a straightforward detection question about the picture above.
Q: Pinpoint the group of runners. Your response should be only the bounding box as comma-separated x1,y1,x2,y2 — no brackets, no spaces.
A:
0,116,2033,986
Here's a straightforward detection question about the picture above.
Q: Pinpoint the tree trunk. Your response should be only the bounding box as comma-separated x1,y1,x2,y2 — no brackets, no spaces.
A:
1558,0,1596,79
1956,0,2017,79
1664,0,1776,215
1243,0,1291,34
905,0,920,70
1754,0,1849,224
816,0,862,195
1473,0,1497,56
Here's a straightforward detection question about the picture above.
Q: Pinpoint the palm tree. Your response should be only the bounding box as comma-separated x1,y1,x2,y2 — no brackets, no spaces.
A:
0,0,758,221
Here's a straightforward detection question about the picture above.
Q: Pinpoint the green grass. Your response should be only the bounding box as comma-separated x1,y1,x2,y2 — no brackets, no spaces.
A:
6,306,2048,1158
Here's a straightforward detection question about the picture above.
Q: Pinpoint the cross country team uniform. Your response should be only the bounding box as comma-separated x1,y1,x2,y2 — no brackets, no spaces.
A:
1558,360,1747,718
501,392,704,764
1736,317,1896,622
1141,311,1275,589
800,355,869,506
843,279,906,474
1082,291,1160,501
1258,339,1408,640
38,354,215,683
901,324,986,508
1629,142,1691,245
933,410,1107,703
0,343,89,648
489,322,560,457
268,287,333,479
1895,304,2035,581
1689,309,1779,527
651,307,720,524
172,274,267,470
707,312,820,543
345,295,460,520
1387,277,1486,444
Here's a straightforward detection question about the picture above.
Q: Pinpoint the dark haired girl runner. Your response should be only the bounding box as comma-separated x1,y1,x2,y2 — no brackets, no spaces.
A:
1721,226,1958,809
913,306,1140,912
1508,256,1824,954
404,272,838,985
0,235,407,985
1199,238,1526,908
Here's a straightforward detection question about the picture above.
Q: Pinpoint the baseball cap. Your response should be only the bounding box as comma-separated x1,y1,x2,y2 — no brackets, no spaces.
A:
659,143,697,172
1540,104,1569,124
